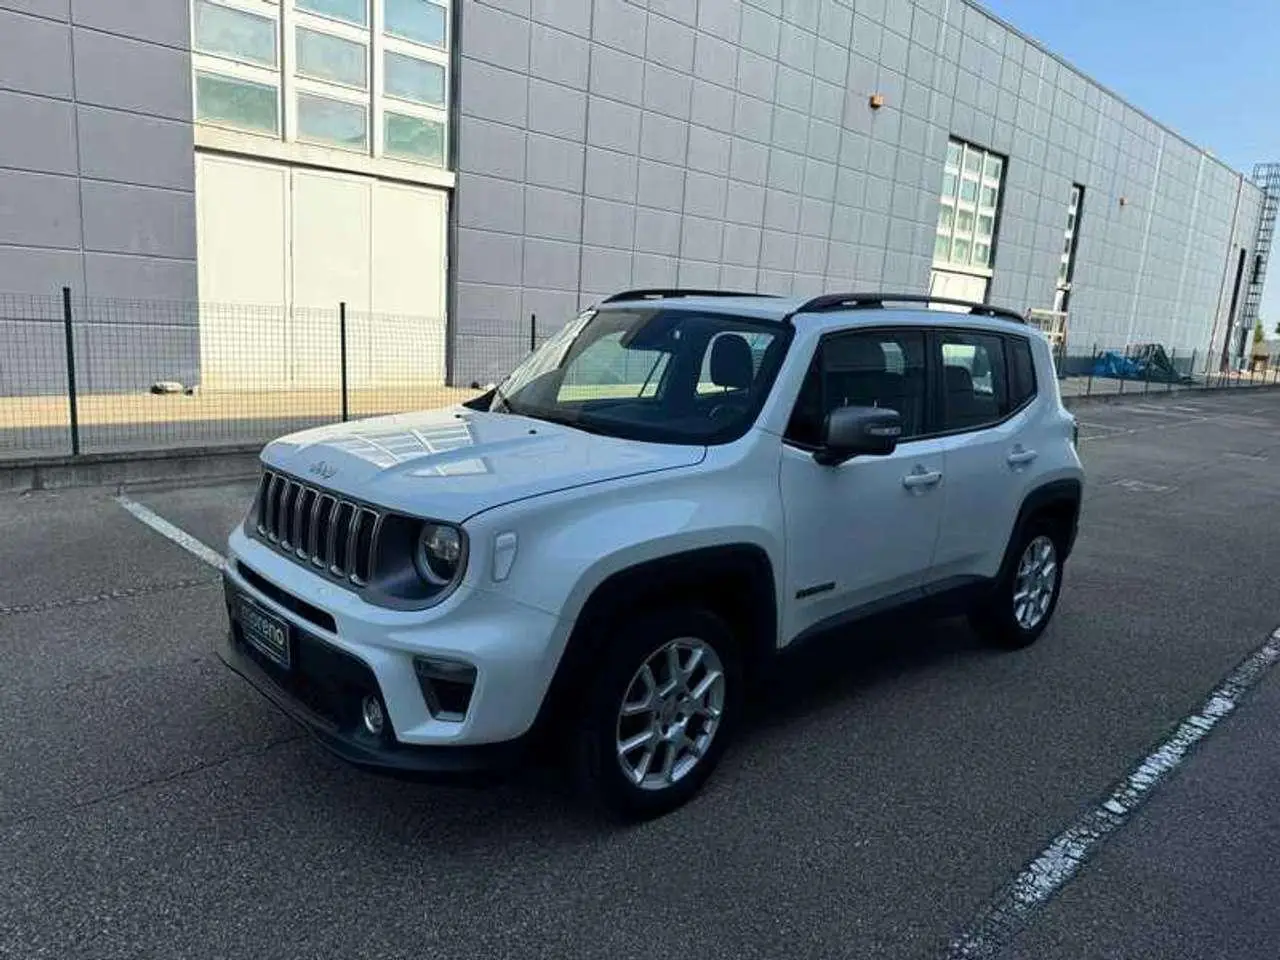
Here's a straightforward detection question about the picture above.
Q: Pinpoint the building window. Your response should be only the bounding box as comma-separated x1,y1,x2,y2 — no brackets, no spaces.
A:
297,0,368,27
384,111,445,165
296,27,369,89
297,91,369,150
1055,184,1084,312
384,50,445,106
195,70,280,133
191,0,450,168
193,1,278,67
384,0,447,49
934,138,1005,273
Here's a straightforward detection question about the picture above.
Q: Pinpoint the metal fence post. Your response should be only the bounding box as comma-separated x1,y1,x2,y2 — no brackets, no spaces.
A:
339,301,349,423
530,313,537,353
61,286,80,456
1167,348,1176,393
1143,351,1151,394
1086,343,1097,397
1190,349,1197,390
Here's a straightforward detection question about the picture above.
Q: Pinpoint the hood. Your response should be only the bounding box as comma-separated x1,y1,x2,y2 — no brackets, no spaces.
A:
260,406,705,522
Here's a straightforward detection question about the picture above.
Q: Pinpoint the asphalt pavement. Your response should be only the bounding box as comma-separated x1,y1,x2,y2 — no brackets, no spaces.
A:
2,388,1279,959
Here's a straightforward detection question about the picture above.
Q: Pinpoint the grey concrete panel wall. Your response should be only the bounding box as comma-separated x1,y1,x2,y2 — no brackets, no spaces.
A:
452,0,1263,385
0,3,197,392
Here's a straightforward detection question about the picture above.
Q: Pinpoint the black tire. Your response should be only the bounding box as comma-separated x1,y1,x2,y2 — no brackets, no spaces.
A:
572,607,743,821
969,517,1066,650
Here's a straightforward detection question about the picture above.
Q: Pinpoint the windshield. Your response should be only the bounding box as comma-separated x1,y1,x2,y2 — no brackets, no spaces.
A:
488,307,791,444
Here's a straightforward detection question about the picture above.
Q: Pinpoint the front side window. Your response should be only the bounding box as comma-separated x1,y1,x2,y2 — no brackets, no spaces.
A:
785,330,928,447
939,331,1009,431
490,308,790,445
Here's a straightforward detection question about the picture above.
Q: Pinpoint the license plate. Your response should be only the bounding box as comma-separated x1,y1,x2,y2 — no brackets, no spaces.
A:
238,595,292,669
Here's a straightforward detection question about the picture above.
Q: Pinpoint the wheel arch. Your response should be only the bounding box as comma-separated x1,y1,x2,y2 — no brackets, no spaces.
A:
1002,477,1082,577
532,543,779,736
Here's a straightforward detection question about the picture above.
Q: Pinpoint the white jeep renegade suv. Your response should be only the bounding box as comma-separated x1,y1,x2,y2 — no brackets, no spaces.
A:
218,290,1084,819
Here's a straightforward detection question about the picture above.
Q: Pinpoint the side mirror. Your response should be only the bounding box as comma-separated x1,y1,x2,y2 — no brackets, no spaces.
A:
814,406,902,466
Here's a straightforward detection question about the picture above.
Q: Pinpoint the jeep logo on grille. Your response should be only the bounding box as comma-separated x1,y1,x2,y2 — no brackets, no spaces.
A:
308,460,337,480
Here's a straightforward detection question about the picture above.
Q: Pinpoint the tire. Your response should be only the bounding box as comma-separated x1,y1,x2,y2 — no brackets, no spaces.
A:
572,607,743,821
968,518,1065,650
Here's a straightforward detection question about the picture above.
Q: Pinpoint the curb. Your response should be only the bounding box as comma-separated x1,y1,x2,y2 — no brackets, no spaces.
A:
0,444,261,494
1062,381,1280,408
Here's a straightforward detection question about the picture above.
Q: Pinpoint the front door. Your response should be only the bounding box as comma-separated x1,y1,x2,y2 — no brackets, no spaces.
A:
778,328,946,644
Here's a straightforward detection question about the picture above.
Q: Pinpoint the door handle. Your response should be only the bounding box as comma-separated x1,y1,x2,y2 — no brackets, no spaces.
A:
902,470,943,489
1007,449,1039,467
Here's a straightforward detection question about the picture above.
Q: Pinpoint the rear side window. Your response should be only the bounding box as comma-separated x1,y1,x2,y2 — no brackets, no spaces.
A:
1007,336,1037,408
938,331,1009,432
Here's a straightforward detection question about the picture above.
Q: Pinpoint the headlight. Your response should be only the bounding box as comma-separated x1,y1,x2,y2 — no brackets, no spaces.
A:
415,522,464,586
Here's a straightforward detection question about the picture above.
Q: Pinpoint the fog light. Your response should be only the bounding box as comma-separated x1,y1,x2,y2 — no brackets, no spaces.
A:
361,695,385,736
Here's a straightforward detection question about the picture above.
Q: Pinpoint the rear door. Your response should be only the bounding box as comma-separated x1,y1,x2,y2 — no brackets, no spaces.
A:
929,328,1041,586
778,327,948,643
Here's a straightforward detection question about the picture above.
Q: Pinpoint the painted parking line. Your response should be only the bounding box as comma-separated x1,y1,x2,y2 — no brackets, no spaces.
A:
944,627,1280,959
115,494,226,571
1122,404,1198,417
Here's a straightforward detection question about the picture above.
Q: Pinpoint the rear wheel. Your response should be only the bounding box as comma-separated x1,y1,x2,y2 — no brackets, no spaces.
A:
572,607,742,820
969,519,1065,649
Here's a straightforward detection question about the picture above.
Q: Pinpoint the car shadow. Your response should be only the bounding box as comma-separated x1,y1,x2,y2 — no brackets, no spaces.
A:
746,612,994,731
253,612,1000,852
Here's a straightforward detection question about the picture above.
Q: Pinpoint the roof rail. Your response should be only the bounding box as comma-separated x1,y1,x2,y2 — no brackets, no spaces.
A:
600,289,782,304
783,293,1026,325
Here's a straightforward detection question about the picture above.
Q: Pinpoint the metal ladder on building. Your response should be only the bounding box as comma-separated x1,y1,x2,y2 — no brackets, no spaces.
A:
1239,163,1280,360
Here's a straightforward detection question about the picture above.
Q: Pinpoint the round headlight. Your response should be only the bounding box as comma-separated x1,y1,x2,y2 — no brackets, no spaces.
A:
415,523,463,586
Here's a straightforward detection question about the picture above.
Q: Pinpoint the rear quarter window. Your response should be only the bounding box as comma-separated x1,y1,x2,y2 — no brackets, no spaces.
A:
1008,336,1037,408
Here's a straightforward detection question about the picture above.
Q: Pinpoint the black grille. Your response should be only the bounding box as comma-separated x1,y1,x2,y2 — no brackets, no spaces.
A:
253,470,382,586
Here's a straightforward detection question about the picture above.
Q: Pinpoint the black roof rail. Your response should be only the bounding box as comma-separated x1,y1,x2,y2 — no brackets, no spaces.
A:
600,289,782,304
783,292,1026,325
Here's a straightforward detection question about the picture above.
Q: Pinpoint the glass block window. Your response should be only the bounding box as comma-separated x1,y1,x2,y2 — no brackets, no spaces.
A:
934,138,1005,271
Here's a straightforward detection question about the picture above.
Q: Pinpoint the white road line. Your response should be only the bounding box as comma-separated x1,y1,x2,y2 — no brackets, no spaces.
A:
115,494,226,571
945,628,1280,959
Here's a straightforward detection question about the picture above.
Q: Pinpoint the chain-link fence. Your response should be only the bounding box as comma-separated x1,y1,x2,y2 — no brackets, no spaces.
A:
1054,341,1280,399
0,289,534,463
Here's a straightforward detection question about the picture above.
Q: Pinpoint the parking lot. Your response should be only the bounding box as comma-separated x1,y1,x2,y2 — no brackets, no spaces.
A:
2,387,1279,960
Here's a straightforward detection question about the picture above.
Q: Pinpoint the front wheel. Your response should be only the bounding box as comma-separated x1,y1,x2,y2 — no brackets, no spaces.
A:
969,520,1065,649
572,608,742,821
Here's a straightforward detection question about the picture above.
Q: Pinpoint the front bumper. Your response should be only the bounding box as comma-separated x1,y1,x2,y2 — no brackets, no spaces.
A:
216,527,570,780
216,615,532,780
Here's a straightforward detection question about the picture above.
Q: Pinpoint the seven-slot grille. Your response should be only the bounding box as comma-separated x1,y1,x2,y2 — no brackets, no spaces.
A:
253,470,381,585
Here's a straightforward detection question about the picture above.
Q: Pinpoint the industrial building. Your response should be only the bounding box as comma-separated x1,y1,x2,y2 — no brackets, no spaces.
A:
0,0,1272,393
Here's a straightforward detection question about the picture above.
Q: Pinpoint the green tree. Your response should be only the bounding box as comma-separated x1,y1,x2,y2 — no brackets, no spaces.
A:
1256,321,1266,344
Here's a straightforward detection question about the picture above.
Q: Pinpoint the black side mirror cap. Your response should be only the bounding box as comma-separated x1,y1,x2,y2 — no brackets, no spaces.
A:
814,405,902,466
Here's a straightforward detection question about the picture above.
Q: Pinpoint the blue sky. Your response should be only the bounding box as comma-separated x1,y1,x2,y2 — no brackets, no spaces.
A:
980,0,1280,331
